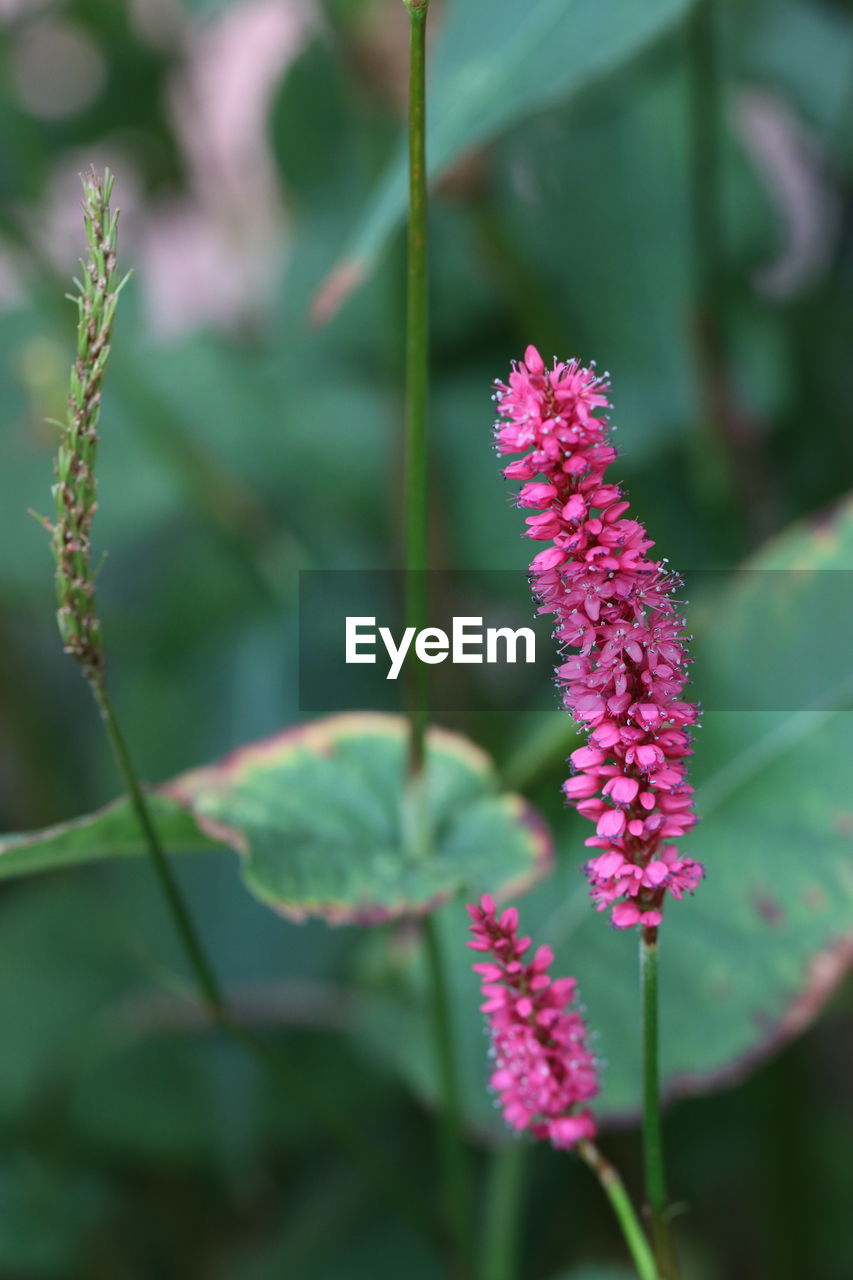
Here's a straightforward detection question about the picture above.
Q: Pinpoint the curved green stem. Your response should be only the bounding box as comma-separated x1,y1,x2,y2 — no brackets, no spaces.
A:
641,927,678,1279
579,1141,659,1280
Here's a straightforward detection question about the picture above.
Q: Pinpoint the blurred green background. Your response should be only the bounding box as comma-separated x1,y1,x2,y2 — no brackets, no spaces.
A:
1,0,853,1276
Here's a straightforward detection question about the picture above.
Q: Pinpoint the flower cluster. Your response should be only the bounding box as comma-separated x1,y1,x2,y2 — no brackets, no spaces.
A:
467,894,598,1149
494,346,703,929
40,168,127,689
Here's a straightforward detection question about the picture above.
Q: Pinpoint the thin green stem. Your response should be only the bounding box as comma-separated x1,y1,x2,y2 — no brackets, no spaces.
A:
423,915,470,1268
640,927,677,1280
90,679,432,1240
403,0,430,775
93,682,225,1015
480,1141,526,1280
400,0,471,1268
579,1141,660,1280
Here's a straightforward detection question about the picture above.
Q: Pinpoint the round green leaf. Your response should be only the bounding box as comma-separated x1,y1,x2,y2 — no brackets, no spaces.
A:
168,714,551,923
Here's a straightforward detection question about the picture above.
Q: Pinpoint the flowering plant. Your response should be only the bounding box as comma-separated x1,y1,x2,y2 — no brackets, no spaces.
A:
4,1,847,1277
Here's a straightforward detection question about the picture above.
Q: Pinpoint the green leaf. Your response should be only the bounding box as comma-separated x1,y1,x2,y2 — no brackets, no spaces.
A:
314,0,696,315
361,496,853,1127
0,715,551,924
0,797,219,879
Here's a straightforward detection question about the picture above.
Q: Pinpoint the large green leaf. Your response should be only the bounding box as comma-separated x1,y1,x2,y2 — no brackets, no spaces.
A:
362,496,853,1128
313,0,695,317
0,714,551,924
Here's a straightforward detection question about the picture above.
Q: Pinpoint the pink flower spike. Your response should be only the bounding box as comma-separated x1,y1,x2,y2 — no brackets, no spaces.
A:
493,351,703,928
467,898,598,1150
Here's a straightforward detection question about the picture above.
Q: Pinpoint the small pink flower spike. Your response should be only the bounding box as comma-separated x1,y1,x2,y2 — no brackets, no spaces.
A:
467,896,598,1149
493,348,704,928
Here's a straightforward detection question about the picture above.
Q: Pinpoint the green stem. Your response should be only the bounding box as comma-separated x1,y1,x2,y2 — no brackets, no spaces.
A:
403,0,430,775
480,1141,525,1280
93,682,224,1016
640,927,677,1279
401,0,471,1268
90,679,432,1240
579,1141,660,1280
423,915,470,1267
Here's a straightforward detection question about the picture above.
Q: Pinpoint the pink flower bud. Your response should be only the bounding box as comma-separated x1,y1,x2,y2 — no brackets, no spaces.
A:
531,545,567,572
596,808,627,838
604,775,640,805
503,458,538,480
518,482,558,509
562,493,587,522
563,773,600,800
